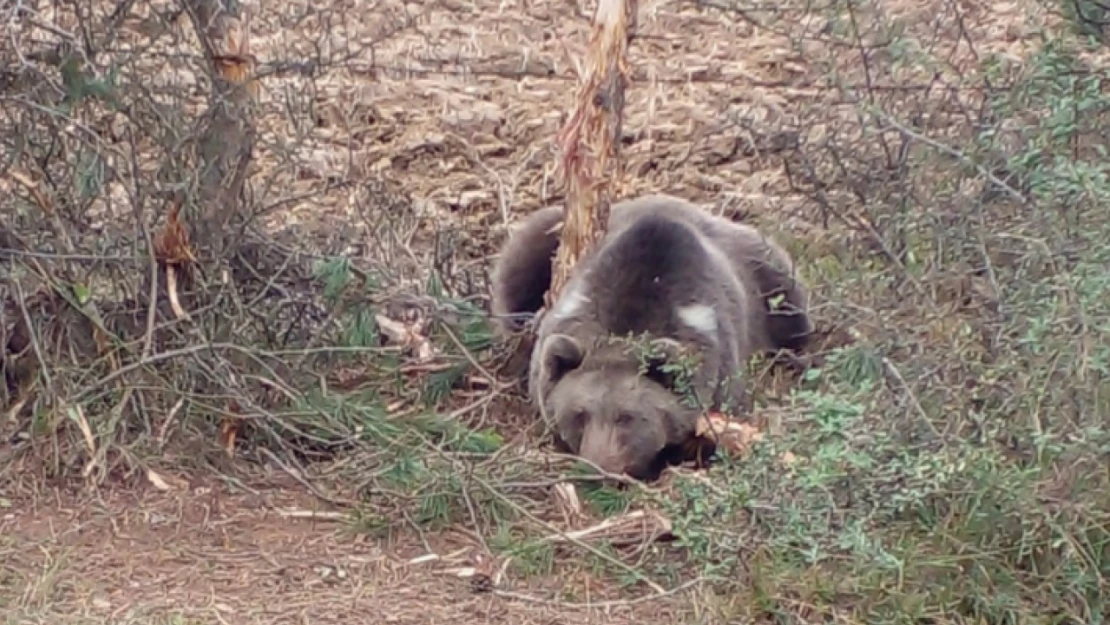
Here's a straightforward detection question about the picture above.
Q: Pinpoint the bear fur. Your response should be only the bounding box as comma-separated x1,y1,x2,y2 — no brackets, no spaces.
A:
489,194,813,480
491,194,812,351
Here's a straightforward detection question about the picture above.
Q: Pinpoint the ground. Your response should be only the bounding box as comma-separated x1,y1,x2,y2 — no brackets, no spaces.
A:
1,474,691,624
4,0,1108,623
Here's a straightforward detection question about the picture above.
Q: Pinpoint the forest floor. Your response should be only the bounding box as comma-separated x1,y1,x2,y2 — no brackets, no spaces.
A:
1,470,693,624
4,0,1099,623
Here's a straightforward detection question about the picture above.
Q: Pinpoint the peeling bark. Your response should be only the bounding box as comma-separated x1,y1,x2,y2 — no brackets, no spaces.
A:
180,0,258,261
546,0,638,307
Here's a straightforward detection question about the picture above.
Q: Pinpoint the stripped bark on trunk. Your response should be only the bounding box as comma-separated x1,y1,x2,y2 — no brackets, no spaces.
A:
179,0,259,262
546,0,638,307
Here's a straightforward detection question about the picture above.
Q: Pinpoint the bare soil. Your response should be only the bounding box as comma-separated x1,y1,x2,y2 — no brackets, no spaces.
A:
1,470,696,624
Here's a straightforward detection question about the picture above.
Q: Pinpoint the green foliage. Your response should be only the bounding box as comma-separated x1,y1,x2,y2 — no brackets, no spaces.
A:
314,256,360,305
985,40,1110,210
617,333,703,409
74,150,106,202
488,526,557,577
1058,0,1110,43
617,25,1110,622
58,55,121,112
578,480,634,517
635,339,1109,620
265,260,512,535
342,307,380,348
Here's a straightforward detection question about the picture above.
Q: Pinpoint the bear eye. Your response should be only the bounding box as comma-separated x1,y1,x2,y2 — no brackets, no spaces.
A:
615,412,635,426
572,410,589,428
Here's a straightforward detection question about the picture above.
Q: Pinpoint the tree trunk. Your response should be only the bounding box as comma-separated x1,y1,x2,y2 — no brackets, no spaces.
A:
179,0,258,262
546,0,638,307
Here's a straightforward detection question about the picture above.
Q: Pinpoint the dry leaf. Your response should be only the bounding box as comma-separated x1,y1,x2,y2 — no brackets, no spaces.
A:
146,468,173,491
7,168,53,213
91,596,111,610
217,410,240,456
165,265,188,320
445,566,477,577
694,411,763,457
154,202,194,319
153,202,196,265
467,548,497,593
64,404,97,456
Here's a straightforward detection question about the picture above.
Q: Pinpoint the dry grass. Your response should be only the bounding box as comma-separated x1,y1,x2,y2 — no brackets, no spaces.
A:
3,0,1110,622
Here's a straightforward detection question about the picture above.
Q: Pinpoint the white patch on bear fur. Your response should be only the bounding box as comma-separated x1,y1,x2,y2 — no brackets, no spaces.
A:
551,282,591,320
676,303,718,339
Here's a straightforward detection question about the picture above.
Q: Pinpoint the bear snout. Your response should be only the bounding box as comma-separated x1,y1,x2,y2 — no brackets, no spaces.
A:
578,424,628,476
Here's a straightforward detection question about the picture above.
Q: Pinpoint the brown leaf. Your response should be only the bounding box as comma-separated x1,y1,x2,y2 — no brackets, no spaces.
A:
153,202,197,266
468,548,497,593
218,406,240,456
694,411,763,457
146,468,173,491
7,168,53,214
213,55,260,100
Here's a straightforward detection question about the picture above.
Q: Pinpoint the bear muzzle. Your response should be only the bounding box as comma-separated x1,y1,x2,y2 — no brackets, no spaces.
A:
578,423,630,476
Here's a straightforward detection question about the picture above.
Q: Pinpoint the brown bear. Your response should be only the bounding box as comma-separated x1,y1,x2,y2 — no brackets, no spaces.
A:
490,194,812,480
490,194,812,353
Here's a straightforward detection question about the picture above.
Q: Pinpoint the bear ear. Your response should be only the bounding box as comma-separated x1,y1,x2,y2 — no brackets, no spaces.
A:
540,333,585,385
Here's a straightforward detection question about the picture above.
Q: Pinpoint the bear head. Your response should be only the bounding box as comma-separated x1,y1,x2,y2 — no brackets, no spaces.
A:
537,332,706,480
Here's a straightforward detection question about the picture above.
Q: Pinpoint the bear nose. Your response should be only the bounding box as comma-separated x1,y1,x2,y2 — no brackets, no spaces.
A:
592,453,625,476
578,425,626,476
